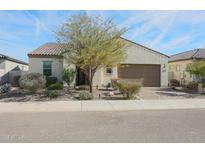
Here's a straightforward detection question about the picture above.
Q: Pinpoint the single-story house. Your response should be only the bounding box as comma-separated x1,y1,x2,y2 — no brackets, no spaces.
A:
0,53,29,85
169,48,205,85
28,38,169,87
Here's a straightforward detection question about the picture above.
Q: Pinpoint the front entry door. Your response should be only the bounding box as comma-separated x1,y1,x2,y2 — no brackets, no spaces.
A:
76,68,88,85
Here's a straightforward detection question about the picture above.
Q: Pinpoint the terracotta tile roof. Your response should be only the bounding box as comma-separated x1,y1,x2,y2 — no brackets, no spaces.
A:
28,38,169,58
28,43,67,57
169,48,205,62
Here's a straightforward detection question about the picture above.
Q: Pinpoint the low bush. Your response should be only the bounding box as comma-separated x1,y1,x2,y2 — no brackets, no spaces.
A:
170,79,180,87
111,78,119,89
78,91,93,100
19,73,46,92
187,81,198,89
47,83,63,90
46,76,58,87
117,81,142,99
45,90,58,99
62,68,76,88
0,83,11,94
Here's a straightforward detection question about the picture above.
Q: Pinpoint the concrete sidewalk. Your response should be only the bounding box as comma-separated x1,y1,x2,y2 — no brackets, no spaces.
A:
0,99,205,113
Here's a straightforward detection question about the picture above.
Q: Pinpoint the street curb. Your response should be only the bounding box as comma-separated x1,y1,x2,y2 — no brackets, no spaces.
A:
0,99,205,113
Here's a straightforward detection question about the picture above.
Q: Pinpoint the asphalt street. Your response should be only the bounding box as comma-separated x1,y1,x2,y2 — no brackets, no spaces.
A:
0,109,205,142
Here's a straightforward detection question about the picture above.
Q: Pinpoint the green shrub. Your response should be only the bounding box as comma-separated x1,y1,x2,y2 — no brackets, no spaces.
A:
170,79,180,87
111,78,119,89
46,76,58,87
187,81,198,89
78,91,93,100
47,83,63,90
62,68,76,87
46,90,58,98
19,73,46,92
117,81,142,99
0,83,11,94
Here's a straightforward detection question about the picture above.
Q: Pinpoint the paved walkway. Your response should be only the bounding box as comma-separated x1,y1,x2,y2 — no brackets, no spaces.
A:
0,99,205,112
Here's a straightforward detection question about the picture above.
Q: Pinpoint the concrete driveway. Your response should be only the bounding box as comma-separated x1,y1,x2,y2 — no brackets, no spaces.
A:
139,87,205,99
1,109,205,142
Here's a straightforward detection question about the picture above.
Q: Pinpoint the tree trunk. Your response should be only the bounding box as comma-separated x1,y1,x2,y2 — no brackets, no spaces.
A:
88,67,93,93
89,80,93,93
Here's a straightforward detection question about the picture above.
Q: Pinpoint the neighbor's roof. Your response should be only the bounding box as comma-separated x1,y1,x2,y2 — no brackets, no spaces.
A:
28,38,169,58
0,53,28,65
169,48,205,62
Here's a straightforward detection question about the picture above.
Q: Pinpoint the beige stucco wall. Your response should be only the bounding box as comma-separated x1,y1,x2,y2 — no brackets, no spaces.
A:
29,57,63,81
0,59,29,84
28,41,168,87
92,42,168,87
168,60,194,85
92,66,118,87
0,60,5,77
5,60,28,73
0,60,28,75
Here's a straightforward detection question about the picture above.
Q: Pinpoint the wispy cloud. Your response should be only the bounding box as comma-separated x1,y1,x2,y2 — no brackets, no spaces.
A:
24,10,53,36
1,10,205,61
118,11,179,44
158,35,192,51
150,11,178,47
117,11,205,54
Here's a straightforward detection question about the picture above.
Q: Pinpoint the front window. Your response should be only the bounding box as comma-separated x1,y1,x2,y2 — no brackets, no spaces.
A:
106,67,113,74
43,61,52,76
176,65,180,71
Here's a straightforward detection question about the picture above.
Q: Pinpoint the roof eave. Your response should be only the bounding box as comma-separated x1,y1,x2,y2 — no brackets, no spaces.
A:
121,37,169,58
168,58,193,63
28,54,63,58
0,54,28,65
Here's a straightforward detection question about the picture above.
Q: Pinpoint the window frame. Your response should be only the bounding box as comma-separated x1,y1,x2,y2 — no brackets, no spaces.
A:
105,67,113,75
43,61,52,76
176,65,180,71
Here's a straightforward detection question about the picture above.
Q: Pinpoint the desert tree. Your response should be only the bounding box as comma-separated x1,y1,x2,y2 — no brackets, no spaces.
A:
56,13,128,93
186,61,205,80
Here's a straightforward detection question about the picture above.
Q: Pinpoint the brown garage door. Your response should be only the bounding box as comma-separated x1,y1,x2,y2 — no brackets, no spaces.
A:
118,64,161,87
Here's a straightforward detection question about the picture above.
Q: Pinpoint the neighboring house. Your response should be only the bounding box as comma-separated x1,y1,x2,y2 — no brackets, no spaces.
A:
169,48,205,85
28,38,169,87
0,53,29,85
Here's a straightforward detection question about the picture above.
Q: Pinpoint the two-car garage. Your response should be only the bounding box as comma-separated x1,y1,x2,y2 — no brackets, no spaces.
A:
118,64,161,87
112,38,169,87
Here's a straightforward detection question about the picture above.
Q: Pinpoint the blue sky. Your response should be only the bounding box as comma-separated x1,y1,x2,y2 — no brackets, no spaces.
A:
1,10,205,62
